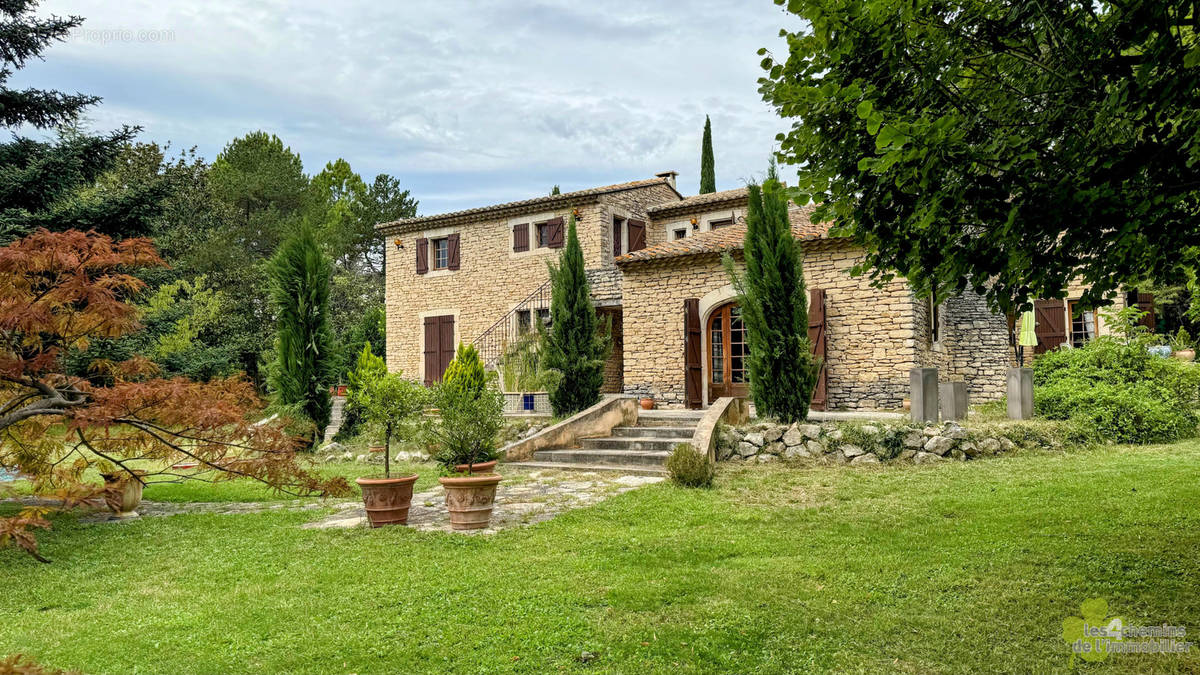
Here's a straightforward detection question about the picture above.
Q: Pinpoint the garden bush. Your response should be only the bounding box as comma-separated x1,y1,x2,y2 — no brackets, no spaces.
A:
1033,334,1200,443
666,443,715,488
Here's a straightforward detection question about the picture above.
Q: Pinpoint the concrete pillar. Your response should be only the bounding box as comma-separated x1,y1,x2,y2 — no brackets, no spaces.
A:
1007,368,1034,420
910,367,939,424
939,381,968,421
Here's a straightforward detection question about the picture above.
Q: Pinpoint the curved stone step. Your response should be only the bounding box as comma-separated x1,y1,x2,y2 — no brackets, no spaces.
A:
611,426,696,439
504,461,666,476
580,436,692,452
532,448,669,468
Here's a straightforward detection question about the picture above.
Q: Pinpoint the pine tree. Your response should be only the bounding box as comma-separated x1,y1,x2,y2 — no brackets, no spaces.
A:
542,216,610,416
267,226,337,446
723,166,817,422
0,2,166,242
550,185,561,195
442,342,487,399
699,115,716,194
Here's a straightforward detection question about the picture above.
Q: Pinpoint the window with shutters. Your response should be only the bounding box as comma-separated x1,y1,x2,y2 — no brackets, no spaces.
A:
536,222,552,248
611,216,646,256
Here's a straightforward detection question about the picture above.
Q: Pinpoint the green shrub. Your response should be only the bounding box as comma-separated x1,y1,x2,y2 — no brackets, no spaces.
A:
666,443,715,488
428,346,505,474
1033,334,1200,443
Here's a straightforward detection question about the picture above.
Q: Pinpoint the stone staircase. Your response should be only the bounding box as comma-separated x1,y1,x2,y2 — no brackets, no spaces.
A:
323,395,346,443
507,408,704,475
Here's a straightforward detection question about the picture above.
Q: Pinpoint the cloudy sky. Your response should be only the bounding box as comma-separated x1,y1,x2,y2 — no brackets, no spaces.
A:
15,1,802,215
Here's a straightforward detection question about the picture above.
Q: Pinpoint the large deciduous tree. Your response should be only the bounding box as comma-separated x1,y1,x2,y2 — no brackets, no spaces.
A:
724,167,818,422
267,226,336,446
760,0,1200,313
0,230,349,561
541,216,609,417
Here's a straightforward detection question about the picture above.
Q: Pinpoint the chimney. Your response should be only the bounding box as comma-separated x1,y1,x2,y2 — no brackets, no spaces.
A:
655,170,678,190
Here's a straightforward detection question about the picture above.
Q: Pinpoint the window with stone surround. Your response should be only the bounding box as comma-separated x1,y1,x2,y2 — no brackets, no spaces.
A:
1069,300,1098,347
709,218,733,230
672,228,688,240
431,237,449,270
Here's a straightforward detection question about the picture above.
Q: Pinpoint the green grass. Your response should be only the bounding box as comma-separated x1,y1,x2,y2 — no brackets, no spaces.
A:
5,461,437,504
3,443,1200,674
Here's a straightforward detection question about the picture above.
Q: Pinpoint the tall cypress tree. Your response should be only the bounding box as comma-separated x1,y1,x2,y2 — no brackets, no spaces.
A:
542,216,610,416
723,165,817,422
699,115,716,194
268,226,337,446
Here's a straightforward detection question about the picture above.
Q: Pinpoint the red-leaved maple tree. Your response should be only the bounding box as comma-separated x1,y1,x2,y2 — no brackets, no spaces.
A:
0,229,351,561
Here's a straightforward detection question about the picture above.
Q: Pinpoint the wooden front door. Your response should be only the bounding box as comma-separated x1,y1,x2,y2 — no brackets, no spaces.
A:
423,315,455,385
707,302,749,399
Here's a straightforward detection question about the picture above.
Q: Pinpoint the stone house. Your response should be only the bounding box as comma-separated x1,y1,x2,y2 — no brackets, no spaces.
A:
376,174,1143,411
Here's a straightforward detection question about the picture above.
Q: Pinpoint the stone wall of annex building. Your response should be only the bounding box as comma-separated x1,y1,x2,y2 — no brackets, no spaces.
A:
619,239,919,410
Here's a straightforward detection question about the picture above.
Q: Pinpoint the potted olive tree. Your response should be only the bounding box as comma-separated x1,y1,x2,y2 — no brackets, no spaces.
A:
354,372,428,527
1170,327,1196,362
429,344,506,530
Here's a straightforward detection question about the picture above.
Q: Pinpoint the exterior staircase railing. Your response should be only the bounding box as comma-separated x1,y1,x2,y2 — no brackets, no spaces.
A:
472,280,552,368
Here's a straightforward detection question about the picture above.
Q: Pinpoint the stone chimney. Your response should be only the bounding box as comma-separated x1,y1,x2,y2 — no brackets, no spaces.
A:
655,170,678,190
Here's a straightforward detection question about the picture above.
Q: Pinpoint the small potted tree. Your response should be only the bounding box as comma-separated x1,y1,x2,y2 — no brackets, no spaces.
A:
430,344,506,530
354,371,427,527
1170,327,1195,362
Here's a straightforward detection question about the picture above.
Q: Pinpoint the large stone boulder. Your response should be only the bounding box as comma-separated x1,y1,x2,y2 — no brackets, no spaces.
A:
799,423,822,440
763,441,785,456
744,432,765,448
762,426,785,444
912,451,943,464
737,442,758,458
756,453,779,463
978,438,1002,454
782,425,806,447
841,444,867,459
851,453,880,465
783,444,811,459
903,430,926,449
805,440,825,456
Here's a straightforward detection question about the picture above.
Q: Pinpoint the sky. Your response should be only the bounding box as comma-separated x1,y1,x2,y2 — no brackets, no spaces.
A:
15,1,802,215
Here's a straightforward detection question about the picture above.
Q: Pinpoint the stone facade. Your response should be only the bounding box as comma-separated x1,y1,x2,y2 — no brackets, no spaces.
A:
619,238,925,410
379,179,679,381
913,289,1013,403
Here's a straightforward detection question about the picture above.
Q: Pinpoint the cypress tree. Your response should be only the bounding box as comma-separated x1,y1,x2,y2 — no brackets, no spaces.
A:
723,165,818,423
542,216,610,416
699,115,716,194
267,226,337,446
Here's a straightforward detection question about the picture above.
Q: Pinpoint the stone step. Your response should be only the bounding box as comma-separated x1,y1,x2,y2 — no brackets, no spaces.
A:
611,425,695,439
636,409,705,427
580,436,691,452
532,448,669,468
503,461,666,476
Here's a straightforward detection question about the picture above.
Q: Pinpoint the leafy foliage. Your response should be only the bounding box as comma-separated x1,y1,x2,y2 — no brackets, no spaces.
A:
723,168,818,423
699,115,716,194
0,230,349,561
428,346,504,474
542,216,610,417
666,443,715,488
336,341,388,442
266,226,336,445
354,371,427,478
761,1,1200,314
1034,333,1200,444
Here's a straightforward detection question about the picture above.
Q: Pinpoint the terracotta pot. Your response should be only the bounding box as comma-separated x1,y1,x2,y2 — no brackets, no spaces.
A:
337,385,349,396
101,471,146,520
439,473,502,531
1173,349,1195,362
902,398,912,412
452,459,497,474
639,397,655,410
356,474,419,527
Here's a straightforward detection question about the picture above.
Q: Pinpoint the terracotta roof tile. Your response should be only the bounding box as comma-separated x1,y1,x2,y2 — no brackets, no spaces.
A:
376,177,682,232
645,187,749,215
616,205,834,265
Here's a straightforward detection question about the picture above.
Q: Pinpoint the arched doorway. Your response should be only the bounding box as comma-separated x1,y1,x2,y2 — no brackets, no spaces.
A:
707,301,749,400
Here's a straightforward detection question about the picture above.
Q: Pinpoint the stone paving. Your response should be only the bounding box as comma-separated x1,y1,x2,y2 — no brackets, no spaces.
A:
5,467,664,534
302,469,663,534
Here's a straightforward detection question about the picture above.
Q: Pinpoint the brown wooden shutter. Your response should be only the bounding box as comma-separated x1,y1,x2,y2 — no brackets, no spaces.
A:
513,223,529,252
627,220,646,252
439,316,456,379
415,238,428,275
546,217,565,248
684,298,702,409
423,317,438,384
1033,299,1067,354
1129,291,1156,331
447,233,460,270
612,219,622,257
808,288,827,411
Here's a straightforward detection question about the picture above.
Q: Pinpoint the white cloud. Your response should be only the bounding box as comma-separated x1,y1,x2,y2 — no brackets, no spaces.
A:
20,0,802,213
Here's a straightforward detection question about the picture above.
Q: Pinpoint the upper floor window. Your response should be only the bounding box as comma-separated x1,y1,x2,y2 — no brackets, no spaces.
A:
513,218,564,252
709,218,733,230
415,233,459,274
672,228,688,240
432,237,449,270
537,222,554,248
612,216,647,257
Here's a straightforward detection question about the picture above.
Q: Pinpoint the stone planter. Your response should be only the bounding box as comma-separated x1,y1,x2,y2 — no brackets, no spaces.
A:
1173,349,1195,362
101,470,146,520
356,474,419,527
439,473,502,530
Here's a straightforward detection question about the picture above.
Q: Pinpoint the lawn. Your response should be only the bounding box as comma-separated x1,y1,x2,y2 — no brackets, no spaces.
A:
2,443,1199,674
